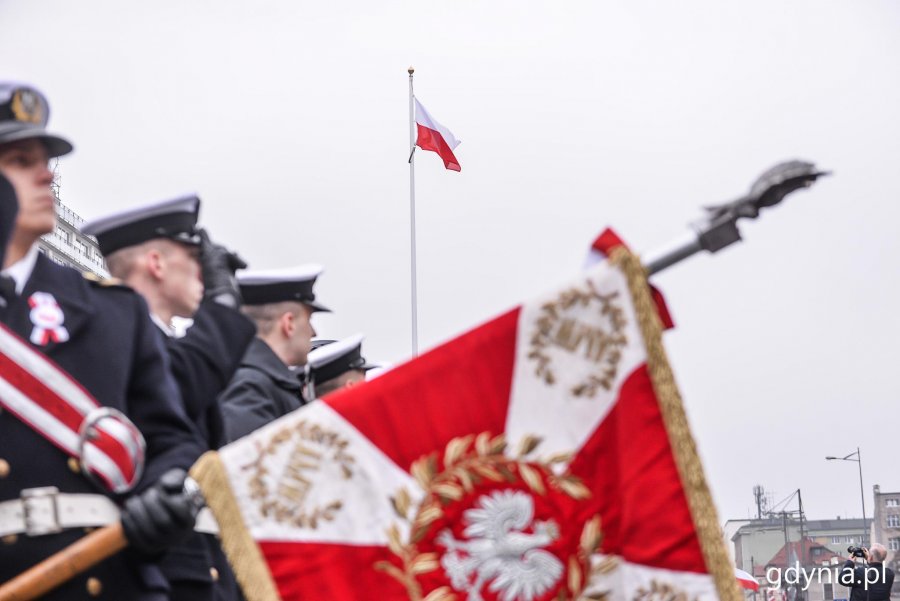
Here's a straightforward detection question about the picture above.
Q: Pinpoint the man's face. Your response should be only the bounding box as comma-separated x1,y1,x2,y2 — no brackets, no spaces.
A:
0,139,55,240
288,303,316,366
158,240,203,318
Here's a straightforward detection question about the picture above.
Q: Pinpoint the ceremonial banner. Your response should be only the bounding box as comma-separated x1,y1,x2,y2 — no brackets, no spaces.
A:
192,248,739,601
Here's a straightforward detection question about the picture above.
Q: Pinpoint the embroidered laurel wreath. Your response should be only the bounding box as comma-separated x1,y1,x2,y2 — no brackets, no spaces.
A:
244,419,355,529
633,580,696,601
377,432,609,601
529,282,628,399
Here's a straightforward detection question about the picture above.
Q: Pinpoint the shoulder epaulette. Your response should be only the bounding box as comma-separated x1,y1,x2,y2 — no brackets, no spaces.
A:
82,271,132,290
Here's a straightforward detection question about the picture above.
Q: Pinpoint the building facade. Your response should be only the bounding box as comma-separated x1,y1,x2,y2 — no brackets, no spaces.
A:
730,516,877,601
732,517,872,576
39,196,108,277
805,519,870,557
872,484,900,597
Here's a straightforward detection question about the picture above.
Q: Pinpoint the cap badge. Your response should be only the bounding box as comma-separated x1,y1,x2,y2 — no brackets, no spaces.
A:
11,88,44,125
28,292,70,346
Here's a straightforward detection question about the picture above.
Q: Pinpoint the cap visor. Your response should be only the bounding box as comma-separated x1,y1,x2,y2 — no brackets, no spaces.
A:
0,128,73,158
305,300,331,313
39,134,73,158
170,232,202,247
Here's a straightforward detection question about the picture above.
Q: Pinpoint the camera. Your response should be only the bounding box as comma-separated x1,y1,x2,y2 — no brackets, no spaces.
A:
848,545,868,558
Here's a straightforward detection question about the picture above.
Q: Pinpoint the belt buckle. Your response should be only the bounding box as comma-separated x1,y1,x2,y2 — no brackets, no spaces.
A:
21,486,62,536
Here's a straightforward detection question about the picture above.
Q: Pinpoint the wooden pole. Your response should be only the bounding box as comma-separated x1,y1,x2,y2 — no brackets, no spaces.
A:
0,522,127,601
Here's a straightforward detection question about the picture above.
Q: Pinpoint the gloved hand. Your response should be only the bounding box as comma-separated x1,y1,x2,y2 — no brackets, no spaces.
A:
198,228,247,309
121,468,203,555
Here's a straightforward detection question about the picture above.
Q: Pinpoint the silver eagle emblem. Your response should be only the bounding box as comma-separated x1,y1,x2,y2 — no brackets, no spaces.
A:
436,489,563,601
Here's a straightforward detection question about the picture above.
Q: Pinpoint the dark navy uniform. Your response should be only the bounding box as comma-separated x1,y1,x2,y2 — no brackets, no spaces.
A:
80,195,255,601
0,253,206,600
158,300,254,601
219,265,329,442
165,300,256,449
220,337,306,441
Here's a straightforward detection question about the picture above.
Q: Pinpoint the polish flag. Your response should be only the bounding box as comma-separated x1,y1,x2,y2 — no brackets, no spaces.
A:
735,568,759,591
193,247,739,601
414,98,461,172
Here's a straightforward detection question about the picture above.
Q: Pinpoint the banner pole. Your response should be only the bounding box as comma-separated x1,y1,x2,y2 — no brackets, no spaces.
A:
408,66,419,357
0,523,127,601
642,160,829,275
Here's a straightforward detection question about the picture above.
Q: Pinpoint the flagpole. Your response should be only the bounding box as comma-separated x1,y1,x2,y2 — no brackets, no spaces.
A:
408,66,419,357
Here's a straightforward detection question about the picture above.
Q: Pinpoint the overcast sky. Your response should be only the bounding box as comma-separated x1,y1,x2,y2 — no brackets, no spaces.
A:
3,0,899,532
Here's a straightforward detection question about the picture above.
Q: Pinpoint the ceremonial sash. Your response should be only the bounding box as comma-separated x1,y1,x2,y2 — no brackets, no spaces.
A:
0,322,145,494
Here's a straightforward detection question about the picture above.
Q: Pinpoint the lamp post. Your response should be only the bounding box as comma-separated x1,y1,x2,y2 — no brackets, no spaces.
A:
826,447,867,546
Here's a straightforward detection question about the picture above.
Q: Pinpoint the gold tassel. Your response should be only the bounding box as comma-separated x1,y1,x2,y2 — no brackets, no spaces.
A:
190,451,282,601
612,248,743,601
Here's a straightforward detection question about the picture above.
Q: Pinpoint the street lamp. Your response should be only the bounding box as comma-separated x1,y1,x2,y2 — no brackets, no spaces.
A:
826,447,867,546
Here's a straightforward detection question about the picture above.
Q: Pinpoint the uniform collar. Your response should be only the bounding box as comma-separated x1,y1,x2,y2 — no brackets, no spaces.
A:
2,244,39,294
242,337,303,390
150,313,175,337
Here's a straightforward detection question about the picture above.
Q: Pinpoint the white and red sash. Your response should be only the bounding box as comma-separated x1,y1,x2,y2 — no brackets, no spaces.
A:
0,322,145,494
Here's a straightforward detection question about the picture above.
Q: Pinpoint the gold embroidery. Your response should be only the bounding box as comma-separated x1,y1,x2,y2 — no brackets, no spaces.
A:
378,433,601,601
82,272,127,288
190,451,281,601
612,248,741,601
10,89,43,124
633,579,696,601
243,419,354,530
529,282,629,398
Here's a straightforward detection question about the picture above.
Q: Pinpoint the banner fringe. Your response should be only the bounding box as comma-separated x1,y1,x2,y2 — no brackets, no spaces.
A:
190,451,282,601
613,248,742,601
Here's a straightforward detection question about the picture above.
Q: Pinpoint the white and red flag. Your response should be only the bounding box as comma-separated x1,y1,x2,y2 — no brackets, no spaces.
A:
193,246,739,601
734,567,759,591
414,98,461,172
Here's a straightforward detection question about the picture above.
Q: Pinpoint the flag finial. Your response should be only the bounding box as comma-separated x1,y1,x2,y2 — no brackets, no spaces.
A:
408,66,414,75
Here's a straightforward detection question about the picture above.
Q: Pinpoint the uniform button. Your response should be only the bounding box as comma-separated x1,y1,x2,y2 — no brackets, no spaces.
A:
86,577,102,597
2,534,17,545
0,459,9,478
68,458,81,473
210,567,219,582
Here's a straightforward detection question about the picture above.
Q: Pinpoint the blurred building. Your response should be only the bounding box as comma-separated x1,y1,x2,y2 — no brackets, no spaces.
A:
761,538,849,601
39,195,108,277
731,517,870,575
806,519,871,556
871,484,900,596
730,516,875,601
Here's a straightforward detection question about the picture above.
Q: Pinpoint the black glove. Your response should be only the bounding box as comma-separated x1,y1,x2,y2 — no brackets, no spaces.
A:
198,228,247,309
121,468,202,555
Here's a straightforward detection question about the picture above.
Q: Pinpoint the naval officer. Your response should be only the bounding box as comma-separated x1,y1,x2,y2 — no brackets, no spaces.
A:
81,195,256,601
0,82,204,600
219,266,329,441
304,334,377,399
